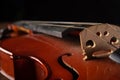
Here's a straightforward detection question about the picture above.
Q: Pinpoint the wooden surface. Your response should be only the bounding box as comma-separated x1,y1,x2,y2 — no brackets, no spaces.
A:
1,33,120,80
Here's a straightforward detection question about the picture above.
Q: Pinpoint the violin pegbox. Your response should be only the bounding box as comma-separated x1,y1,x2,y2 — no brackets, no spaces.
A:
80,24,120,60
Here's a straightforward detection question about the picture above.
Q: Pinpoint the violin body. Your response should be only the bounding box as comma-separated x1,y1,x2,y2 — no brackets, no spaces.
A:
1,22,120,80
0,33,120,80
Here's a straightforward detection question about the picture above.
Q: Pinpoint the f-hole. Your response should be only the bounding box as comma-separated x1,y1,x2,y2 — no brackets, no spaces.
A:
57,53,79,80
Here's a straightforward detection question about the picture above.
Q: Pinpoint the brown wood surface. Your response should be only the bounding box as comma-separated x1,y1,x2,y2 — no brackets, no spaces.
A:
0,33,120,80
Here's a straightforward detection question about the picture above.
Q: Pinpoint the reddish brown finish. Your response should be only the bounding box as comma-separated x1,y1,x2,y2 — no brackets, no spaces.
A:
0,48,14,79
0,33,120,80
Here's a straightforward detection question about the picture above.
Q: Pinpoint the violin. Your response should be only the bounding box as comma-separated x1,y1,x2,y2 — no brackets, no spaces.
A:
1,21,120,80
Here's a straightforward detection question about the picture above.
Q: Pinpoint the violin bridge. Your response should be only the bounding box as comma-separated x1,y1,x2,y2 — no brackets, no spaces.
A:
80,24,120,60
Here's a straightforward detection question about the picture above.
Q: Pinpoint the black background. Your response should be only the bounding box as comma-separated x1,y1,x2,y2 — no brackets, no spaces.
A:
0,0,120,25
